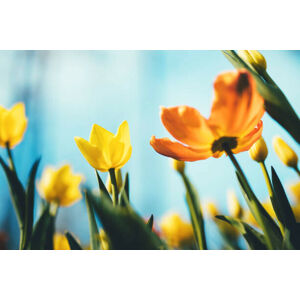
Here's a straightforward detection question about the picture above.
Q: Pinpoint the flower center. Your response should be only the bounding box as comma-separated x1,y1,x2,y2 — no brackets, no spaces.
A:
211,137,238,153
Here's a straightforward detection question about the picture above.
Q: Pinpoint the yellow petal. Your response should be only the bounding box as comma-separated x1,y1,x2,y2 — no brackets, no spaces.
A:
89,123,114,146
115,120,131,150
74,136,109,172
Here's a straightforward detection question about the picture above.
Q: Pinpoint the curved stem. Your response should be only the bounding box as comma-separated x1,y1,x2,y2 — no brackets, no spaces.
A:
260,162,273,197
6,142,16,172
109,168,119,206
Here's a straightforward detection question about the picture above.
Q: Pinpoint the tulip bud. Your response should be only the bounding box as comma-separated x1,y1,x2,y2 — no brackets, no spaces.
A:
273,136,298,169
171,159,185,174
227,190,243,218
249,137,268,163
238,50,267,73
205,202,219,218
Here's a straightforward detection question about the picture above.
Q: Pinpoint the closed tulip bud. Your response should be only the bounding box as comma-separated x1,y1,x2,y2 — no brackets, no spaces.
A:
227,190,243,218
205,202,219,218
273,136,298,169
0,102,27,148
53,233,71,250
105,168,123,194
171,159,185,174
238,50,267,73
38,164,83,207
249,137,268,162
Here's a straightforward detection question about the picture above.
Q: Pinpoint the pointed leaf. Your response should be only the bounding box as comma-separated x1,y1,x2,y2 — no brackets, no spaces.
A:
146,214,154,230
95,170,112,202
216,215,267,250
85,190,101,250
65,231,83,250
92,194,166,250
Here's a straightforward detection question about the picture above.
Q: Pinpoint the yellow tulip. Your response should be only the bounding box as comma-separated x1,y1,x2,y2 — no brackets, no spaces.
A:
38,164,83,207
160,213,194,248
227,190,243,218
171,159,185,174
205,202,219,218
0,102,27,148
238,50,267,73
53,233,71,250
74,121,132,172
289,181,300,205
249,136,268,163
273,136,298,169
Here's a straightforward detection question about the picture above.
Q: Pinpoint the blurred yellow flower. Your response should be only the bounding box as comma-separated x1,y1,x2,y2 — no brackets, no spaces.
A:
273,136,298,169
227,190,243,218
249,136,268,163
289,181,300,205
53,233,70,250
0,102,27,148
205,202,219,218
106,168,123,194
171,159,185,174
292,205,300,222
160,213,194,248
74,121,132,172
238,50,267,72
38,164,83,207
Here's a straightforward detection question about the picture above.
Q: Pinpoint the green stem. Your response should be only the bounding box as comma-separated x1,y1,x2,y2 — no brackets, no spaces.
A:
260,162,273,197
224,145,275,250
109,168,119,206
6,142,16,172
19,226,25,250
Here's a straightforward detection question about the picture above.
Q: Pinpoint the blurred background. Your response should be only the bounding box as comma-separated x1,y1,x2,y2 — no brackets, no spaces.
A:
0,50,299,249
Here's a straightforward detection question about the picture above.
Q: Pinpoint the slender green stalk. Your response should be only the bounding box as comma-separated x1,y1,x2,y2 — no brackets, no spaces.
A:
6,142,16,172
109,168,119,206
224,145,276,249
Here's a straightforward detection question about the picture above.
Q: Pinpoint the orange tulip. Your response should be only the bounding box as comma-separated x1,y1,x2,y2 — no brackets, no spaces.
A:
150,70,265,161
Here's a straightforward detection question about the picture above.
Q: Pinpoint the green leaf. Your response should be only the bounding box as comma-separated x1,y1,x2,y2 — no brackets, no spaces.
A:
124,172,130,201
222,50,300,144
95,170,112,202
119,181,130,207
65,232,83,250
271,167,296,230
30,203,56,250
0,156,25,227
21,157,41,250
146,214,154,230
92,194,166,250
85,190,101,250
180,173,207,250
236,172,282,249
216,215,267,250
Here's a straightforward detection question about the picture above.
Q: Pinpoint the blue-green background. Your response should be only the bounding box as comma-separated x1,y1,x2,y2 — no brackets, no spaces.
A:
0,51,299,249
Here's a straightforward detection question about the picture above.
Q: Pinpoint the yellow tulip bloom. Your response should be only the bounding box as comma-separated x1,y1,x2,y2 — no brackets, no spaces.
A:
53,233,71,250
74,121,132,172
38,164,83,207
238,50,267,73
0,102,27,148
249,136,268,163
227,190,243,218
160,213,194,248
273,136,298,169
289,181,300,205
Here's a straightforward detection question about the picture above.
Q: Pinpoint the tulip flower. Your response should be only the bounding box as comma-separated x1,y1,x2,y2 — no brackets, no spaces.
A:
249,137,268,163
53,233,71,250
237,50,267,73
273,136,299,175
75,121,132,172
160,213,194,248
150,70,265,161
38,164,83,207
289,181,300,205
0,102,27,149
227,190,243,219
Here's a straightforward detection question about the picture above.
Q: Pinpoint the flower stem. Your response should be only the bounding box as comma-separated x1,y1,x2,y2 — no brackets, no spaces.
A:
6,142,16,172
109,168,119,206
260,162,273,197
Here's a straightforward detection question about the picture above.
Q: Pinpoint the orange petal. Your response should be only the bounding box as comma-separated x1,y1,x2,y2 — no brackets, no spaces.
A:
233,120,263,154
208,70,265,137
150,136,212,161
160,106,216,147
